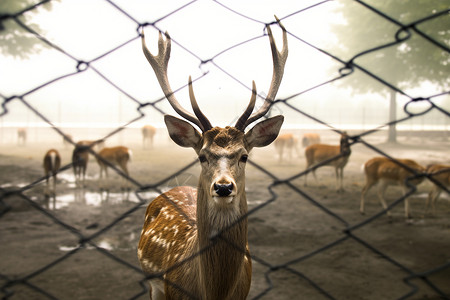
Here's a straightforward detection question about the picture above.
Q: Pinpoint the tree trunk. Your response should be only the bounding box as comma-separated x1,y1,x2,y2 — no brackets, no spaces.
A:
387,89,397,143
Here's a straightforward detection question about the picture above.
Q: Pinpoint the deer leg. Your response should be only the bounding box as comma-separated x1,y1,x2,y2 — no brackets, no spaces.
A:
304,167,309,187
376,182,391,217
426,187,440,215
119,163,130,192
402,187,412,219
335,168,343,192
360,181,374,214
52,173,57,195
312,169,318,184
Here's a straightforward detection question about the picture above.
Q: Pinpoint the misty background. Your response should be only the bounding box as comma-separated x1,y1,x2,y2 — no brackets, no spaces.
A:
0,0,449,144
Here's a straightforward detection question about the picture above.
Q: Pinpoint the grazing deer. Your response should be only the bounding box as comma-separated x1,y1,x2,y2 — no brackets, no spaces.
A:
43,149,61,194
274,133,299,162
302,132,320,147
360,157,426,218
95,146,132,189
17,128,27,146
304,132,351,192
138,17,287,300
425,164,450,215
142,125,156,149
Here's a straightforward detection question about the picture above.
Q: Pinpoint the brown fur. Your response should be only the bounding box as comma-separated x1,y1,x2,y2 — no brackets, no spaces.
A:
43,149,61,193
425,164,450,215
360,157,426,218
17,128,27,146
96,146,131,188
72,142,91,187
274,133,299,162
142,125,156,149
304,133,351,191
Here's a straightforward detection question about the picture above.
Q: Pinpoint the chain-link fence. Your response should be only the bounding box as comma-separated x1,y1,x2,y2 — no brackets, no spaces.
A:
1,0,449,299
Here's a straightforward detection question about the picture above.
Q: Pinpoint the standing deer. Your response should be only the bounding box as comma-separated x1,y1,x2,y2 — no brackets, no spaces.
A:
72,140,102,187
360,157,426,218
142,125,156,149
95,146,132,190
274,133,299,162
425,164,450,215
43,149,61,194
304,132,351,192
17,128,27,146
138,17,287,300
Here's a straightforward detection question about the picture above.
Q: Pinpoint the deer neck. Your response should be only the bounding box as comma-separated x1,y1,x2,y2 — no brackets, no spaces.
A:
196,180,248,300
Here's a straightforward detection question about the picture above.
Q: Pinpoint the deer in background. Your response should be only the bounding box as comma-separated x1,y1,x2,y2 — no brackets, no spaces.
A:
43,149,61,195
72,140,104,187
302,132,320,147
274,133,299,162
304,132,351,192
17,128,27,146
138,17,287,300
95,146,132,191
425,164,450,215
360,157,426,218
142,125,156,149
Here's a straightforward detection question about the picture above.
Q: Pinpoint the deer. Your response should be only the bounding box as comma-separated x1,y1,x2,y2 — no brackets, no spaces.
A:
71,140,104,187
274,133,299,162
360,157,426,218
137,17,288,300
142,125,157,149
43,149,61,195
425,164,450,215
302,132,320,148
17,128,27,146
95,146,132,191
304,132,351,192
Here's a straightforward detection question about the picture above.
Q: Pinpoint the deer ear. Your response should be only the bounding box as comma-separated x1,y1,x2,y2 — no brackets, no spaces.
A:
245,115,284,150
164,115,202,151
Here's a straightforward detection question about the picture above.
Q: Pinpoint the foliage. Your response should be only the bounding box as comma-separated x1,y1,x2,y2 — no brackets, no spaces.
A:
330,0,450,94
0,0,56,59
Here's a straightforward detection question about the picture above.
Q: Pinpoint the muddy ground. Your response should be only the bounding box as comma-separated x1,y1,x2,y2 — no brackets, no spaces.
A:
0,129,449,300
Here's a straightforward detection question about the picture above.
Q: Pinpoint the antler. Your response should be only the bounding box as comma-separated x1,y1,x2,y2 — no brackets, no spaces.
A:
235,16,288,131
141,30,212,132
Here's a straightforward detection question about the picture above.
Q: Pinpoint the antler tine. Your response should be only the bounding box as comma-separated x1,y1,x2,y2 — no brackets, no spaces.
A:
189,76,212,131
142,29,207,132
239,16,288,130
235,81,257,131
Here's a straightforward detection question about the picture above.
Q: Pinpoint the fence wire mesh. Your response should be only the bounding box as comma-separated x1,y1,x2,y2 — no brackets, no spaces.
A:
0,0,449,299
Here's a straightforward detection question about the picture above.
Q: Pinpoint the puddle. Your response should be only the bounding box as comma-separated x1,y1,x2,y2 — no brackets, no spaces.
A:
48,190,161,209
59,232,137,252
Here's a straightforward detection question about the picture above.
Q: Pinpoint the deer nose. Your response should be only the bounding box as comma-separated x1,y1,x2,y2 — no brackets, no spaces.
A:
213,183,234,197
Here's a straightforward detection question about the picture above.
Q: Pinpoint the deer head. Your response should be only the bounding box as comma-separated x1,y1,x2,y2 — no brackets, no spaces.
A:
141,17,288,213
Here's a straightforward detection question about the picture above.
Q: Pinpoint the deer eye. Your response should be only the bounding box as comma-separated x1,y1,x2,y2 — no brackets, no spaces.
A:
198,155,207,163
240,155,248,163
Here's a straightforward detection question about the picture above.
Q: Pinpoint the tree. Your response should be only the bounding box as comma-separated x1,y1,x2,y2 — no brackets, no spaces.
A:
0,0,57,59
330,0,449,142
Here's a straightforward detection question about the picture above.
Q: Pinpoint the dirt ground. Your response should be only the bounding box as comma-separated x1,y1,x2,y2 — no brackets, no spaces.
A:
0,129,449,300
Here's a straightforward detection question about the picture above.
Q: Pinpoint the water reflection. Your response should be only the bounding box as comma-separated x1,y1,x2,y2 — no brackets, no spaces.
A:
59,232,137,252
51,189,160,209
